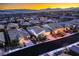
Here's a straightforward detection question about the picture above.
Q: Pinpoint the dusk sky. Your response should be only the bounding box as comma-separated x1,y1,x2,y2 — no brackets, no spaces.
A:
0,3,79,10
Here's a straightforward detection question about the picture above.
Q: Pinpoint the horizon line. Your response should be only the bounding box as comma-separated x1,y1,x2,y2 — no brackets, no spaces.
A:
0,7,79,10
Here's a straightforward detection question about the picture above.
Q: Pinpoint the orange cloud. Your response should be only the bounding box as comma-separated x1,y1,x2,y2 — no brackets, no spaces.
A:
0,3,79,10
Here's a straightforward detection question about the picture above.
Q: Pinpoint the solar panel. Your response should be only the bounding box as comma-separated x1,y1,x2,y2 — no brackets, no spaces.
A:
8,29,19,40
27,26,45,35
8,29,30,40
0,32,5,42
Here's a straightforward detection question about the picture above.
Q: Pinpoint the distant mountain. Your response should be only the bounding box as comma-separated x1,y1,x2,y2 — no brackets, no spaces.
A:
0,7,79,14
0,9,39,14
0,9,38,12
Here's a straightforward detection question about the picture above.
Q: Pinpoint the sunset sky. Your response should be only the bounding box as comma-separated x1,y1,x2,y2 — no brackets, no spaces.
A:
0,3,79,10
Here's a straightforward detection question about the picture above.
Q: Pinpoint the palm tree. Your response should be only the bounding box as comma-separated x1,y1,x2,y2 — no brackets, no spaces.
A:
63,43,70,54
38,34,46,42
